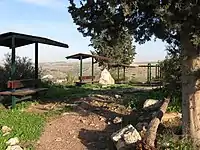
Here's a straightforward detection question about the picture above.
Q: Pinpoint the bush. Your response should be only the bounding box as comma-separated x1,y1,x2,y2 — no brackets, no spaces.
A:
0,53,39,90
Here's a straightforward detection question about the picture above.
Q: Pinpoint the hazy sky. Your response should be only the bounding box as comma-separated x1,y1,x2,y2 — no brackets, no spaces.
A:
0,0,167,63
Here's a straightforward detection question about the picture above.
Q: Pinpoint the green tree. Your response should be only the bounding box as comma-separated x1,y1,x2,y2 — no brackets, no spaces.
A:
90,28,136,66
68,0,200,144
160,44,181,95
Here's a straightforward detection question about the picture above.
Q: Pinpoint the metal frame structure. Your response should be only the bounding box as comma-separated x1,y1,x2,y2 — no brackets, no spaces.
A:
0,32,69,108
66,53,111,83
138,63,161,84
108,63,136,83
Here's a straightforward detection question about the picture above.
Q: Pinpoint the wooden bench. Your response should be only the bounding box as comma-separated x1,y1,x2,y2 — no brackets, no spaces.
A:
76,76,98,86
0,79,48,108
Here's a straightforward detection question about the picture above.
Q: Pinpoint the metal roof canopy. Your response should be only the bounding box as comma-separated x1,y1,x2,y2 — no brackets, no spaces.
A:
66,53,111,61
66,53,112,84
0,32,69,48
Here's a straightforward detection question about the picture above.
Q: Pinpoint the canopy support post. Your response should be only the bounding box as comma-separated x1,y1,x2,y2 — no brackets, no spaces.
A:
35,43,39,88
80,56,83,83
11,36,16,109
92,57,94,84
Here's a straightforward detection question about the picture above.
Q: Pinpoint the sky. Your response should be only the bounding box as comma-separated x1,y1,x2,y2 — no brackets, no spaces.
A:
0,0,167,63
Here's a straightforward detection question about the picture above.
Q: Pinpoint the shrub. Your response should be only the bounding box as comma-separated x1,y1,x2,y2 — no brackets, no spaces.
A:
0,53,39,90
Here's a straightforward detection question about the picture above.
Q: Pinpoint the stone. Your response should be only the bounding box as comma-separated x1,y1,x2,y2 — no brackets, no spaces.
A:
55,137,62,142
115,94,121,99
123,129,141,144
3,132,11,136
143,99,159,108
6,145,23,150
89,123,95,126
111,124,141,142
2,126,12,134
111,125,141,150
6,137,20,146
99,69,115,85
113,117,123,124
99,116,105,121
80,119,86,124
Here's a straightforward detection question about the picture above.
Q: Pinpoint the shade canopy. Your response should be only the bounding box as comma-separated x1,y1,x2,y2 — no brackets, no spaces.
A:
66,53,111,61
0,32,69,48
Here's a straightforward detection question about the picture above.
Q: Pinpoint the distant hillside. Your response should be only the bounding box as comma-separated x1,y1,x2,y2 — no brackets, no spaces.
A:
39,61,158,82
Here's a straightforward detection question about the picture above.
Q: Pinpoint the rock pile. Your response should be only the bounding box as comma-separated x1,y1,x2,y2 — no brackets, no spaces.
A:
1,126,23,150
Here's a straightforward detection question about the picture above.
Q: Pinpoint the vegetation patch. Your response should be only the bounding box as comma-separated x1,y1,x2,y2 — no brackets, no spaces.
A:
0,108,45,149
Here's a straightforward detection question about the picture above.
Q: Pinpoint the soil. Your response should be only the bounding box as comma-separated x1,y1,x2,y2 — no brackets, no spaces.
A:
32,95,132,150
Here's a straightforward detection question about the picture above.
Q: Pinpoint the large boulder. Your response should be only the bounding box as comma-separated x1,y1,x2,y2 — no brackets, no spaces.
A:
99,69,115,85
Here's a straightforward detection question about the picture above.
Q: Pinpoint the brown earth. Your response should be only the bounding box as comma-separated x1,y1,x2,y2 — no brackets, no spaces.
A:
33,95,132,150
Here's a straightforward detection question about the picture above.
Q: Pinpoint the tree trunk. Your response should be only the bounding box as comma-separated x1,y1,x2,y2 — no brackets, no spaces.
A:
145,98,170,148
181,32,200,146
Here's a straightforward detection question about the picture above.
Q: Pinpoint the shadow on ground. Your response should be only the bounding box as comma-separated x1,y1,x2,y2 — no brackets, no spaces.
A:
1,84,163,150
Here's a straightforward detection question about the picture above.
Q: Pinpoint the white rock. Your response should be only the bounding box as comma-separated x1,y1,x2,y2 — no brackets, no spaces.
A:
123,129,141,144
2,126,12,134
6,137,20,146
6,145,23,150
111,124,141,142
115,95,121,99
143,99,159,108
113,117,123,124
99,69,115,85
111,125,141,150
3,132,11,136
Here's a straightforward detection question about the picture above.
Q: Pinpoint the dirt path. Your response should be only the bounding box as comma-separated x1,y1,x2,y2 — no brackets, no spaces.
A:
34,95,132,150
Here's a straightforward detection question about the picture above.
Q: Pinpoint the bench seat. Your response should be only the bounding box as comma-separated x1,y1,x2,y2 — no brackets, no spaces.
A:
0,79,48,108
0,88,48,96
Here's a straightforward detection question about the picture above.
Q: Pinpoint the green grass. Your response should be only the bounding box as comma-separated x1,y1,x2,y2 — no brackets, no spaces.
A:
0,108,45,149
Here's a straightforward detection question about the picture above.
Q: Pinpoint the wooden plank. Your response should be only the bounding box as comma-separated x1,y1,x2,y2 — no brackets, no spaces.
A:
79,76,95,80
0,91,12,95
0,88,48,96
11,88,48,96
